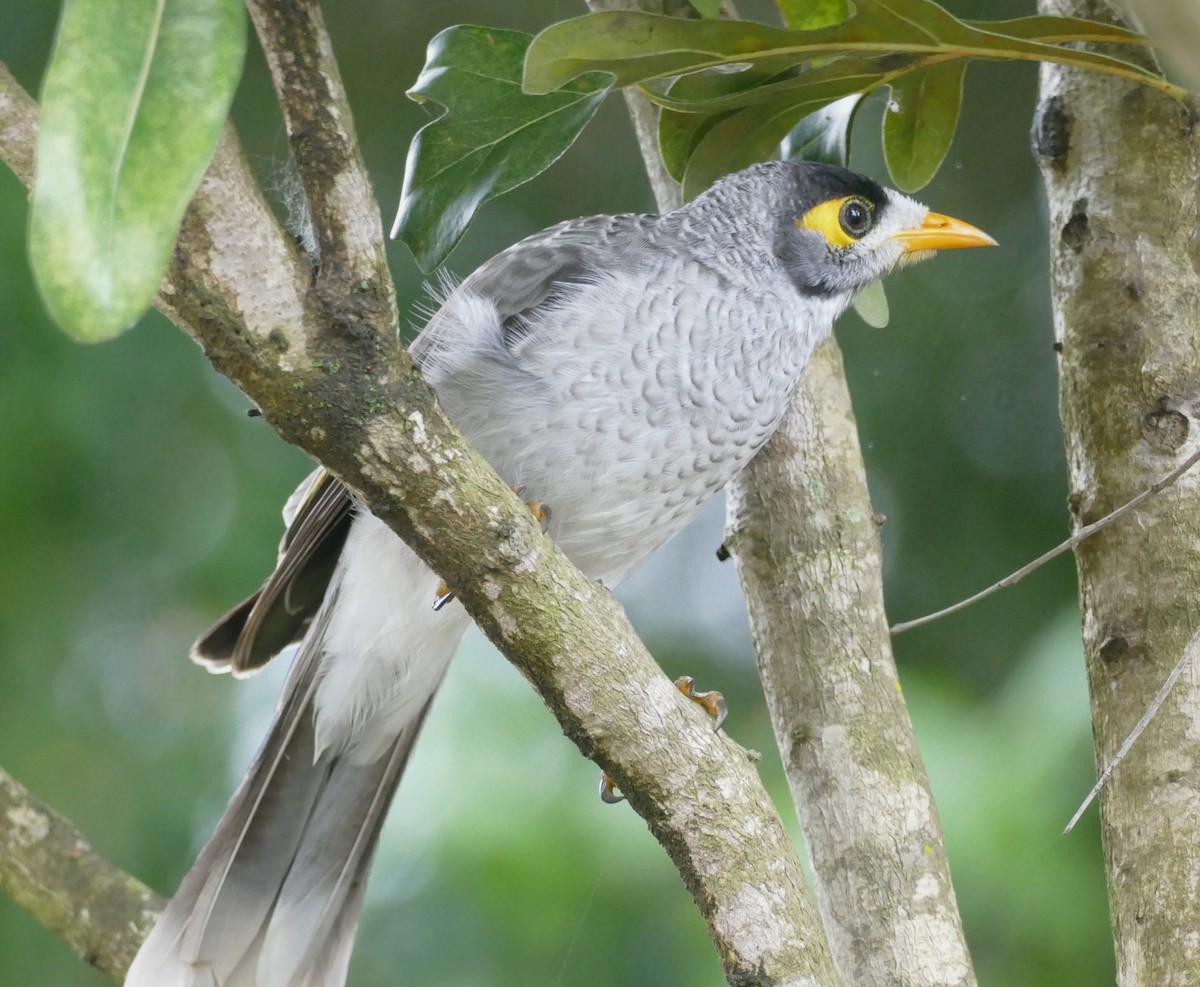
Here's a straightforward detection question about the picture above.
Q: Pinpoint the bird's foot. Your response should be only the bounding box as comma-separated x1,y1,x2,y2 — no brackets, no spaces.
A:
599,771,624,804
432,487,552,610
598,675,729,805
675,675,728,733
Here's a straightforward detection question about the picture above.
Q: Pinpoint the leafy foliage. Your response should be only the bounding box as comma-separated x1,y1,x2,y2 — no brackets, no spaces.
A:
523,1,1175,198
29,0,245,342
392,26,610,271
392,0,1178,262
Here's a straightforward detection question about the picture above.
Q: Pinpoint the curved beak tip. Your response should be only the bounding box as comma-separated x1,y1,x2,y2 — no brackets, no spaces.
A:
895,211,997,253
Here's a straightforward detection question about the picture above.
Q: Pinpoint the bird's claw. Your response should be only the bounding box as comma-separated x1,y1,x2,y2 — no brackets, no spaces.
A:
599,771,625,804
675,675,728,733
432,581,455,611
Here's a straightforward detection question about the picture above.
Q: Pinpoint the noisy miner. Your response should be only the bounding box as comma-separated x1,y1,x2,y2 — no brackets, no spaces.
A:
128,160,994,987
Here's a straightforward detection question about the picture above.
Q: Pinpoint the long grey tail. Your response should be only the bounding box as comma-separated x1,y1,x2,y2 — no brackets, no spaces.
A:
126,617,427,987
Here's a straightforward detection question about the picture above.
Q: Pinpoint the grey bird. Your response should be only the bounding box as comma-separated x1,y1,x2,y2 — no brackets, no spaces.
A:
126,160,993,987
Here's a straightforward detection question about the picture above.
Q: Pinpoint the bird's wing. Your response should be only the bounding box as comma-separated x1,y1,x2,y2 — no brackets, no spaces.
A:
409,212,655,369
191,468,354,675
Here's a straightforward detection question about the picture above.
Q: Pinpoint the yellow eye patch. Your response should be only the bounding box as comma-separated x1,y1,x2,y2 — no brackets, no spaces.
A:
796,195,875,249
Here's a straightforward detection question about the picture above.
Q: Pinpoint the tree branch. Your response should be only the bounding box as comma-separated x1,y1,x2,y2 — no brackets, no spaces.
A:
0,768,161,983
1035,1,1200,980
891,446,1200,634
725,343,976,987
0,40,838,986
575,3,971,980
581,1,971,982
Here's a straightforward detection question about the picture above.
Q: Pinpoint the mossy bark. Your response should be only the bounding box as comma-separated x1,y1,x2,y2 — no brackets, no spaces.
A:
1035,3,1200,982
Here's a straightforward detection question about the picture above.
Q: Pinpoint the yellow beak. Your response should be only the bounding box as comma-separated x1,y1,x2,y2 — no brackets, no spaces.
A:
893,211,997,252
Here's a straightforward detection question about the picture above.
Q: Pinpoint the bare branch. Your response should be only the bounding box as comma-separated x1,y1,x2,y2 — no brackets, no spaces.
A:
890,446,1200,635
1036,0,1200,975
579,2,971,983
0,767,162,983
726,342,976,987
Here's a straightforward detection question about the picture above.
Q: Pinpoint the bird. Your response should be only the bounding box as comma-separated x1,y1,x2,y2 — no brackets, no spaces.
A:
126,160,994,987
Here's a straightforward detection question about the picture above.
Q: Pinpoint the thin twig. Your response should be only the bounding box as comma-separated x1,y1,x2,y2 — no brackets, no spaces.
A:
1064,623,1200,835
890,447,1200,635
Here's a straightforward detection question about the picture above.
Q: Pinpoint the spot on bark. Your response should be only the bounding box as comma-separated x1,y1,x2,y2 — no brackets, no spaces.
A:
1062,199,1090,253
1142,402,1190,452
1098,635,1131,665
1097,619,1143,667
1032,95,1071,167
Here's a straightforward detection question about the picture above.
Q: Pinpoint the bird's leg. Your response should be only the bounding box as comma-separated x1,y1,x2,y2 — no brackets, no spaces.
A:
598,675,730,805
433,486,552,610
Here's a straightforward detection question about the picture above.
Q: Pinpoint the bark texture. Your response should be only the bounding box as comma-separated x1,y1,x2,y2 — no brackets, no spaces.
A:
0,768,162,982
726,344,974,987
1035,3,1200,983
582,2,973,981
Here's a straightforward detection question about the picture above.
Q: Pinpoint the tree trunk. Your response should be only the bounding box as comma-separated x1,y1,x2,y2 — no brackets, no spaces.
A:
1035,3,1200,982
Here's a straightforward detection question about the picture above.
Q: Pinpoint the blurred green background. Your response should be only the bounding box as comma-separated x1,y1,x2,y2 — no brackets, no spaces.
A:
0,1,1107,984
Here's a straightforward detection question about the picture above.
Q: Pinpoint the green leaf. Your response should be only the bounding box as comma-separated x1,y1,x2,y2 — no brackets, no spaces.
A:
851,279,890,327
393,27,610,271
881,59,966,191
687,0,724,18
523,2,1181,102
659,60,872,197
680,91,844,199
29,0,245,343
657,56,803,183
965,15,1152,44
775,0,851,31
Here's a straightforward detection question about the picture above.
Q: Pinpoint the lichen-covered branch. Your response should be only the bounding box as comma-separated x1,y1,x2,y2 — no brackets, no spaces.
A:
0,768,162,983
725,342,975,987
0,56,837,985
1035,2,1200,982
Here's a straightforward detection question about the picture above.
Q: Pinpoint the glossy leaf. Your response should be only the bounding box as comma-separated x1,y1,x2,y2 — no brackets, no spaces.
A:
523,2,1181,102
775,0,851,30
393,26,610,271
965,15,1152,44
882,59,966,191
29,0,245,342
657,56,803,183
687,0,723,18
680,90,846,200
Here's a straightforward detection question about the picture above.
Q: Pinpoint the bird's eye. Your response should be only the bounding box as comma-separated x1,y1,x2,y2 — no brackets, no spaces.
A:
796,195,877,249
838,198,873,239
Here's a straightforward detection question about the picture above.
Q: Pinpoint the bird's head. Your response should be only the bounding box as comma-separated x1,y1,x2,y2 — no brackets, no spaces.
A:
707,161,995,301
778,161,995,297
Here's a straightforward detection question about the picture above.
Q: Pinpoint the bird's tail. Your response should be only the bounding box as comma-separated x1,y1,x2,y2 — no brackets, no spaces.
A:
126,611,428,987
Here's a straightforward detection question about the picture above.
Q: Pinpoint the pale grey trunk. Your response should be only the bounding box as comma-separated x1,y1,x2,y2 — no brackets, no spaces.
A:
725,343,976,987
584,3,975,984
1035,2,1200,983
